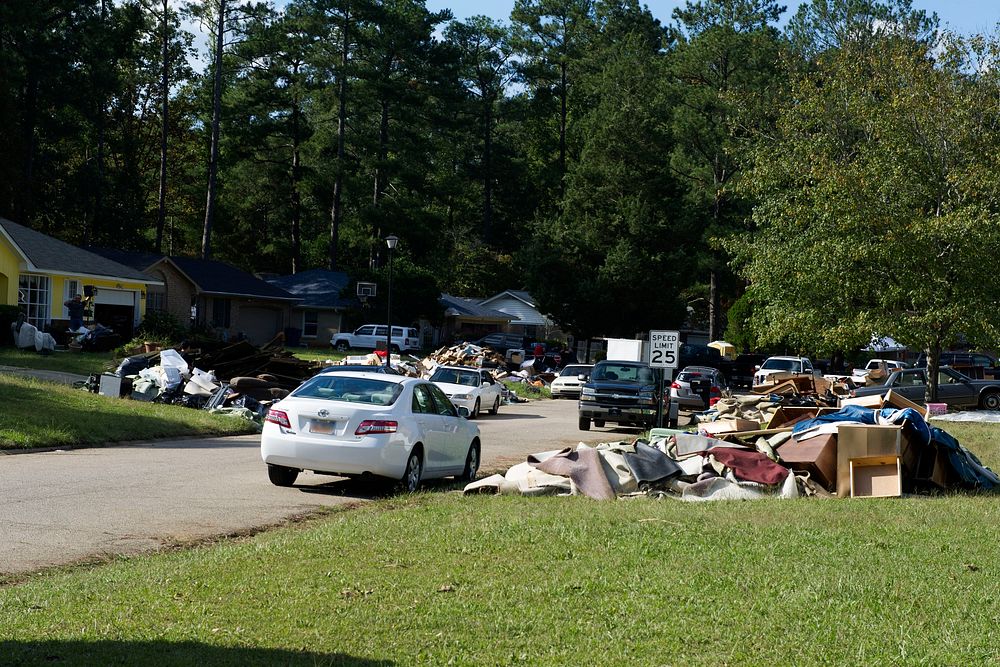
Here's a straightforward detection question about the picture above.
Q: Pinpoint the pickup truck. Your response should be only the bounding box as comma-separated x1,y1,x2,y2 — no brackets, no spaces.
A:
850,367,1000,410
578,360,678,430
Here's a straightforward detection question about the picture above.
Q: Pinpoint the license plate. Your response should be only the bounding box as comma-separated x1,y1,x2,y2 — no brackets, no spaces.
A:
609,408,621,416
310,420,336,434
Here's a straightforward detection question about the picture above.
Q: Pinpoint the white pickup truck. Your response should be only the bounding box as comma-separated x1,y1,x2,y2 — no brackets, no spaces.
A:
852,358,907,381
331,324,420,353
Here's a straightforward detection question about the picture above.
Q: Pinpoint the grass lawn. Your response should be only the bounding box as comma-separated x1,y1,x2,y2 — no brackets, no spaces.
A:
0,375,259,449
291,348,346,364
0,347,116,377
2,423,999,664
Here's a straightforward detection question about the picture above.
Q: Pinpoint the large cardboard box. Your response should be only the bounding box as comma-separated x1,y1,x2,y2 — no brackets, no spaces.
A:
701,419,760,435
838,394,884,410
850,456,902,498
836,424,902,497
882,389,930,420
767,406,839,429
777,433,837,491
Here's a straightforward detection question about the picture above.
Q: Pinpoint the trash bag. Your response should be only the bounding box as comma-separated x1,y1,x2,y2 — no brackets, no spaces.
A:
116,356,150,377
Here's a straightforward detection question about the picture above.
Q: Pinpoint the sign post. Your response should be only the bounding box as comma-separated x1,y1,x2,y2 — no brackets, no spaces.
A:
649,330,680,428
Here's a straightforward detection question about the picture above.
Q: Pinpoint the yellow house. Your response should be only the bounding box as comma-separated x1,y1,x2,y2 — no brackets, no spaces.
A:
0,217,162,338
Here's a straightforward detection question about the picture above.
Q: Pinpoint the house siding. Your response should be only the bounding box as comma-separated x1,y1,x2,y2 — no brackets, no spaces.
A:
483,296,547,327
146,264,195,327
0,234,22,305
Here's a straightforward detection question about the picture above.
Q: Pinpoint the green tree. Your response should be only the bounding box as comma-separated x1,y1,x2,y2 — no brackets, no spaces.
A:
667,0,785,342
731,33,1000,401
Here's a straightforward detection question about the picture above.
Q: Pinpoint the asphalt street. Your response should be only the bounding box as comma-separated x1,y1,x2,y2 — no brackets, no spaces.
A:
0,397,640,576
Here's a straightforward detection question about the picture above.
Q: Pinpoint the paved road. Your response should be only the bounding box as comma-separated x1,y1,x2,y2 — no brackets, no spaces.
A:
1,398,641,576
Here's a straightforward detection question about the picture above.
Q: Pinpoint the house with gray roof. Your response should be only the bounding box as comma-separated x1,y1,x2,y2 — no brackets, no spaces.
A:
0,217,162,338
88,248,301,345
479,289,556,340
437,294,512,343
266,269,355,345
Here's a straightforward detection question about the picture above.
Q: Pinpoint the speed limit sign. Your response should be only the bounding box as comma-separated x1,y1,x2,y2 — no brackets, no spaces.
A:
649,330,679,369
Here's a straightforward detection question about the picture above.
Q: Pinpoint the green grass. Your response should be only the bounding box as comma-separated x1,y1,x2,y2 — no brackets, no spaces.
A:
503,379,552,400
0,347,116,377
2,423,999,665
0,375,259,449
291,348,347,364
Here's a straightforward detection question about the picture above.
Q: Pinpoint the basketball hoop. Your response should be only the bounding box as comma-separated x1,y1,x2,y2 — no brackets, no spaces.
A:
357,282,377,308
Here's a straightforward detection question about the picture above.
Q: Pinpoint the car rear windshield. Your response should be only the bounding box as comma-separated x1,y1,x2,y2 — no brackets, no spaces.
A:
677,371,709,382
292,375,402,405
430,368,481,387
761,358,801,372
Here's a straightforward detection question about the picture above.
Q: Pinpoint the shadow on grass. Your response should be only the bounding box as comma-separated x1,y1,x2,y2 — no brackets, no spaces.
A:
0,640,392,666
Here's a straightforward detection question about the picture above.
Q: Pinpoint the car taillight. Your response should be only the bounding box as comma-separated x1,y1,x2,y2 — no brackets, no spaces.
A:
710,386,721,396
266,409,291,428
709,397,721,407
355,420,398,435
670,382,680,389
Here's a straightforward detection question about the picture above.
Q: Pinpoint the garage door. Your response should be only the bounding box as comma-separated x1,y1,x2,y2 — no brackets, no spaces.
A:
93,288,137,306
239,306,283,345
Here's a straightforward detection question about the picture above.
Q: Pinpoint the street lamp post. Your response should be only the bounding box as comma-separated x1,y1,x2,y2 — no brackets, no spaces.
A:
384,235,399,367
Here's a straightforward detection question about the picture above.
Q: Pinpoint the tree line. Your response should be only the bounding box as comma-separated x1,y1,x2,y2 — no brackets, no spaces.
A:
4,0,1000,370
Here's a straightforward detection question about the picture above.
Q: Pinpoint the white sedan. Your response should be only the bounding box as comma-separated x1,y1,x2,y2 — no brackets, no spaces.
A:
428,365,502,418
261,372,481,491
550,363,593,398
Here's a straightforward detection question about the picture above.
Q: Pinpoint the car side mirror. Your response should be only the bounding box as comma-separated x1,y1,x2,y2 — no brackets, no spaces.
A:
481,380,492,386
754,365,760,371
457,406,471,418
578,374,588,381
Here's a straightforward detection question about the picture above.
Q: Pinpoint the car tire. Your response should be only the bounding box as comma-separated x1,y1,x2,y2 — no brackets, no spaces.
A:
489,396,500,415
401,450,422,492
982,391,1000,410
594,419,605,428
390,344,400,353
470,399,480,419
267,464,298,487
579,416,590,431
459,442,480,482
334,341,349,352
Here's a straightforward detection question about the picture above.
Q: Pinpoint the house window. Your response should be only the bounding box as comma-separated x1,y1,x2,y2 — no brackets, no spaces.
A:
302,311,319,338
212,298,231,328
18,275,51,328
146,289,166,313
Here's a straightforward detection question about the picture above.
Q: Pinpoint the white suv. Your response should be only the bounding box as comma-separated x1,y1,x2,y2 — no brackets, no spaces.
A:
331,325,420,353
753,356,815,386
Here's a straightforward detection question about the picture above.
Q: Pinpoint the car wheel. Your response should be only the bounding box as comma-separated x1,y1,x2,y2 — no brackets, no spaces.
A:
489,396,500,415
579,416,590,431
401,450,422,492
594,419,605,428
267,464,298,487
470,399,480,419
335,341,349,352
982,391,1000,410
459,442,480,482
390,344,400,353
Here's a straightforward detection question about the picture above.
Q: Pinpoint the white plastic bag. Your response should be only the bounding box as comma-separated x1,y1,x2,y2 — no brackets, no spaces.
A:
158,349,189,375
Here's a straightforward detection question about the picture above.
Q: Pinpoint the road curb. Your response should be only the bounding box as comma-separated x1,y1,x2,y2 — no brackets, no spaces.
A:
0,432,260,456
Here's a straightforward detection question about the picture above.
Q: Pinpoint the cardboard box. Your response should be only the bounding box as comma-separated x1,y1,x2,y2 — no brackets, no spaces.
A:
767,406,839,429
838,394,884,410
777,433,837,491
701,419,761,435
836,424,902,497
850,456,902,498
882,389,930,420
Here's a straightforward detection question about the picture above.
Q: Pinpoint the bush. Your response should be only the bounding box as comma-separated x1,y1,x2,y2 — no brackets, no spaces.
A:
136,310,187,343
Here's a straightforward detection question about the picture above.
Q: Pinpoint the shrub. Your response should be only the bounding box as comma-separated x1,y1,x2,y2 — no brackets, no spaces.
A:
0,305,22,347
136,310,187,343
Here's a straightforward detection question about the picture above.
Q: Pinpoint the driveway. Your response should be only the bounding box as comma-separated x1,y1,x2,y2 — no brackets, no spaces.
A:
1,398,636,577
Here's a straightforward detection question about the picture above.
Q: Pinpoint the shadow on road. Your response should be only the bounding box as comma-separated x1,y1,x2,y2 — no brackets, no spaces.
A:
294,475,463,500
473,412,545,421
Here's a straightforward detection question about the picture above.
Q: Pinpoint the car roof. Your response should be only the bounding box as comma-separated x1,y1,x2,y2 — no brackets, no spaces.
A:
435,365,483,372
680,366,718,373
766,356,807,361
309,371,410,384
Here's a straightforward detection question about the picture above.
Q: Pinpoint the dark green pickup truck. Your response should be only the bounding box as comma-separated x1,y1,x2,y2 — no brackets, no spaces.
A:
851,367,1000,410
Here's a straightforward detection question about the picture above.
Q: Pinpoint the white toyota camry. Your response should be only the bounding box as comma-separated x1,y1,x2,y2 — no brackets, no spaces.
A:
261,372,481,491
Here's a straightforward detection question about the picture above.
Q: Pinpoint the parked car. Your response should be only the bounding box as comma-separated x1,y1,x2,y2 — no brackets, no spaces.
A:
550,364,593,398
914,351,1000,379
850,367,1000,409
428,365,503,418
852,358,907,381
261,372,481,491
671,366,727,410
320,364,400,375
470,332,527,354
578,360,677,430
331,325,420,353
753,356,816,387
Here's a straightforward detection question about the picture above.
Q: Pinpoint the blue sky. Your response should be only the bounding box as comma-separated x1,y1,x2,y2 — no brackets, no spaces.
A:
425,0,1000,35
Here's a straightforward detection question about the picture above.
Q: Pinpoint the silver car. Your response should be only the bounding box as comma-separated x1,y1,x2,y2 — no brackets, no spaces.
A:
550,364,593,398
671,366,727,410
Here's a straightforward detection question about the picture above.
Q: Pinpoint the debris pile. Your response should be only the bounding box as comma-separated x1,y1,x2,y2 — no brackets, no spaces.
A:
424,343,506,369
467,394,998,501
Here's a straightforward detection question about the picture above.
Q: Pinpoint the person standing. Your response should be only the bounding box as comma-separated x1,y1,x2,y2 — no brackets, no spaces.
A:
64,294,87,330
